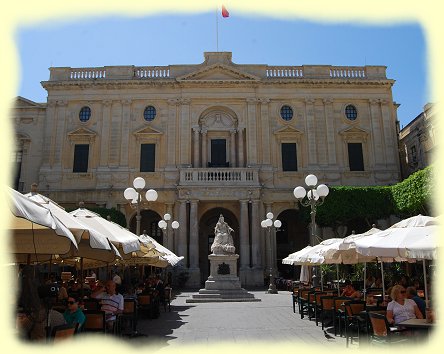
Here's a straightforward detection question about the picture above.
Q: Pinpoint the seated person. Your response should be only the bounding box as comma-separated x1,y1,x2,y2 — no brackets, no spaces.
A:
91,280,124,331
63,296,86,329
386,285,423,325
341,280,361,299
58,282,68,302
405,286,426,318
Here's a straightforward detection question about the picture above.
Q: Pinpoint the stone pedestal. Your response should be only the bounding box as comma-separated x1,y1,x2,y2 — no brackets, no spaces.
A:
186,254,260,303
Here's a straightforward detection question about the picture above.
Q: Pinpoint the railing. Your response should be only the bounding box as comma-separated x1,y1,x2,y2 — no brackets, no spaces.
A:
179,168,259,186
329,66,366,78
134,66,170,78
54,64,375,82
266,66,304,78
69,68,106,79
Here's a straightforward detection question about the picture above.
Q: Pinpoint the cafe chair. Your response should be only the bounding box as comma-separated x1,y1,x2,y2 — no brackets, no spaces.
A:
138,295,154,318
82,298,100,311
83,310,106,333
368,313,407,345
49,323,78,343
163,287,172,312
319,296,335,330
344,300,366,347
333,297,351,337
298,289,311,319
116,299,137,337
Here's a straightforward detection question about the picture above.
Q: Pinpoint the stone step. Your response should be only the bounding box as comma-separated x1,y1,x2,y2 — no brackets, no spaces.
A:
186,298,262,303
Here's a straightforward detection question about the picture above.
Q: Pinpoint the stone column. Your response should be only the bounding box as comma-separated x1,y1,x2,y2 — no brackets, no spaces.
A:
238,127,244,167
201,129,208,168
380,99,396,166
369,99,385,166
323,98,336,165
164,203,174,250
239,200,250,269
180,98,191,166
230,129,236,167
189,200,199,268
119,99,131,167
246,98,258,166
251,200,261,268
99,100,112,167
177,200,188,265
192,127,200,168
166,99,179,169
259,98,271,165
305,98,317,166
108,101,122,167
53,100,67,169
41,100,56,169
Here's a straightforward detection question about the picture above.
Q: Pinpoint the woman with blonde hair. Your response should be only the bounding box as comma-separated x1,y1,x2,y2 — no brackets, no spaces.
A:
386,285,423,325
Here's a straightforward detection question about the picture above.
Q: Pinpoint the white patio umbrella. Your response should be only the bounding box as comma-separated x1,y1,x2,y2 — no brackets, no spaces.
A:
354,215,438,303
69,206,142,254
6,187,78,261
139,231,184,266
354,215,438,259
24,191,122,263
282,246,313,286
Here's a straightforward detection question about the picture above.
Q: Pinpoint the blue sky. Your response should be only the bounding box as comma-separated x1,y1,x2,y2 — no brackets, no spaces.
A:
16,12,427,127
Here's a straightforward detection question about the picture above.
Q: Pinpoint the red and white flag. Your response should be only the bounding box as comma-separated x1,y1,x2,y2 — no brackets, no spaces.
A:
221,5,229,18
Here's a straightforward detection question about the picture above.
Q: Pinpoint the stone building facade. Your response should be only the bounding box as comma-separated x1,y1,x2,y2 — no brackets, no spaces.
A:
12,52,401,287
399,103,436,179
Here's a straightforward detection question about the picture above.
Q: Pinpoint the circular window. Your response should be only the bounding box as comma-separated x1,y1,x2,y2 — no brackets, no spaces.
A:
79,106,91,122
280,105,293,121
345,105,358,121
143,106,157,121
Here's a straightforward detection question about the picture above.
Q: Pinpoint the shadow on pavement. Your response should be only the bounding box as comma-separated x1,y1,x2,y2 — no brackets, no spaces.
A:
122,303,195,349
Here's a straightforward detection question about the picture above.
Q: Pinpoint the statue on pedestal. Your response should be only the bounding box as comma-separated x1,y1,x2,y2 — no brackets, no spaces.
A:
210,214,235,255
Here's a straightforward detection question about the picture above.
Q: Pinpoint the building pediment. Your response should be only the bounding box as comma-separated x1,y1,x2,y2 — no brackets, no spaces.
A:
273,126,304,136
339,126,369,141
15,96,44,109
133,126,164,137
67,127,97,143
177,64,260,82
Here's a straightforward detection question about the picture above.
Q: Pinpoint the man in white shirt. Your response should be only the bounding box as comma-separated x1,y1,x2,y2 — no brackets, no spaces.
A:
91,280,123,332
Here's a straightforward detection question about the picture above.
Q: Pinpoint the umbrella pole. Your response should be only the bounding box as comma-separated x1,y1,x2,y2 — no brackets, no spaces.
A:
320,266,323,291
336,264,340,296
48,255,52,277
422,259,429,306
80,257,84,299
380,261,385,300
363,262,366,301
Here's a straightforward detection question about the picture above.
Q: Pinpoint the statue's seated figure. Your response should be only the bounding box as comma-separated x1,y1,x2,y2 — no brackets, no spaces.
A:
210,214,236,255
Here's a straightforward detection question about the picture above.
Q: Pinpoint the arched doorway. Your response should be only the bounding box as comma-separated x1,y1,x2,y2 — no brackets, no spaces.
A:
276,209,309,279
129,210,163,245
199,208,239,285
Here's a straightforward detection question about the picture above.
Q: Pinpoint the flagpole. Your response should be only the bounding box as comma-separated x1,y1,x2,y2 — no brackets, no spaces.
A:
216,7,219,52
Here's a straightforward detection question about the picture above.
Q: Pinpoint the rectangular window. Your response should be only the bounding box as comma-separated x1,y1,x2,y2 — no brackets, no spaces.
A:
348,143,364,171
281,143,297,171
410,145,417,162
73,144,89,173
140,144,155,172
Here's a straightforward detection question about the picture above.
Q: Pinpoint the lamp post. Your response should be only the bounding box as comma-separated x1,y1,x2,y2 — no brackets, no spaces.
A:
261,212,282,294
158,213,180,251
293,174,329,287
124,177,158,236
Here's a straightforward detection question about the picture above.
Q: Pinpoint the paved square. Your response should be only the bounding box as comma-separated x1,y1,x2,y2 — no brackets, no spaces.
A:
132,290,347,350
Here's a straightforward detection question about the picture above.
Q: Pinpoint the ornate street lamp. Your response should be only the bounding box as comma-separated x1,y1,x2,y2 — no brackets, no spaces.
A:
158,213,180,250
261,212,282,294
293,174,329,287
124,177,158,236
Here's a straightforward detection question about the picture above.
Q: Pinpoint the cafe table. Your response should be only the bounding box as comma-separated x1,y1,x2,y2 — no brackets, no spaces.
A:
397,318,435,329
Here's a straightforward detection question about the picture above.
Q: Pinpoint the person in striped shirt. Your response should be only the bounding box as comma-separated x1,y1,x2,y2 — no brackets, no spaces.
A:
91,280,124,331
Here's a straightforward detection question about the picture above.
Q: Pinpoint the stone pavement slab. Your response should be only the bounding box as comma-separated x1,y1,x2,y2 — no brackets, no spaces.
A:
127,290,349,350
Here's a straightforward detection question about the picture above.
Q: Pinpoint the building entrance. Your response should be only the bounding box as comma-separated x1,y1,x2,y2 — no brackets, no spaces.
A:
129,210,163,244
